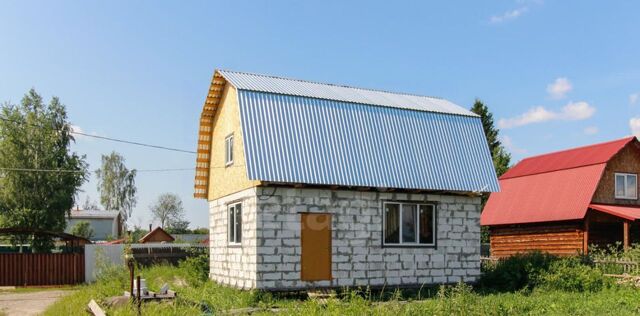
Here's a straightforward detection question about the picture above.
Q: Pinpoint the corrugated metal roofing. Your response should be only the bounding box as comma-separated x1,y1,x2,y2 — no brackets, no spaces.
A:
482,137,640,226
219,70,477,117
501,137,634,180
237,90,499,192
481,164,606,226
589,204,640,221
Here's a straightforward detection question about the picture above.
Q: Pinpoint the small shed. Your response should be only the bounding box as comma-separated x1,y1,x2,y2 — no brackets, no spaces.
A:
138,227,175,244
482,137,640,257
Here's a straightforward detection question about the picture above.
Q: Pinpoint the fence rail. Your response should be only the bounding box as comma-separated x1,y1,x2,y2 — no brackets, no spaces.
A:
0,253,84,286
593,259,640,275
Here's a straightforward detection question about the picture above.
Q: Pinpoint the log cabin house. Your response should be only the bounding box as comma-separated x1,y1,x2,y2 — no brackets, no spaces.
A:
481,137,640,258
194,69,499,290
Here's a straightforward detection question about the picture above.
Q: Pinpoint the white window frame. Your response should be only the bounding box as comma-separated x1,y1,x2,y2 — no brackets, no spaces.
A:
382,201,436,247
225,134,234,166
615,173,638,200
228,201,242,245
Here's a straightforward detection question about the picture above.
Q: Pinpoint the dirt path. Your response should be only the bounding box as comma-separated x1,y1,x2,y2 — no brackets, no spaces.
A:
0,290,73,316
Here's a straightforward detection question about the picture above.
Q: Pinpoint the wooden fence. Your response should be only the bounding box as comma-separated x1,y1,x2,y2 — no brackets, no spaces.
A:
0,253,84,286
130,244,207,266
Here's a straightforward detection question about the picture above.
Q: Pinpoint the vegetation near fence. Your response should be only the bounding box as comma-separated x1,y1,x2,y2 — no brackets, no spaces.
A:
45,248,640,315
129,244,207,266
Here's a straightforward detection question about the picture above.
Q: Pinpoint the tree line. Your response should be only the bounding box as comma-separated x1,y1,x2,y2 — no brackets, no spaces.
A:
0,89,190,251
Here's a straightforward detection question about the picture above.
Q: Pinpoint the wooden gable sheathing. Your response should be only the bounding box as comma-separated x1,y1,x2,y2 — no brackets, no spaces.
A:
194,70,261,200
194,72,226,198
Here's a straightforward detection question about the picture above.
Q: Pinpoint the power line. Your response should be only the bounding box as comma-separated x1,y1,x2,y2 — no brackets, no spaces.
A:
0,115,197,154
0,165,245,174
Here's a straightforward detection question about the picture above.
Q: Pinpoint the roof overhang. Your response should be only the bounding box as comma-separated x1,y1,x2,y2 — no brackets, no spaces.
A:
589,204,640,221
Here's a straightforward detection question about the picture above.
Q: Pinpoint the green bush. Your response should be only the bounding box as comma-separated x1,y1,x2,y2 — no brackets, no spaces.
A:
178,250,209,285
539,257,607,292
478,251,558,292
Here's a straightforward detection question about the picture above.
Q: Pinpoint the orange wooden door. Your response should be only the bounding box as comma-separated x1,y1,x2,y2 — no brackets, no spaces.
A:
301,213,332,281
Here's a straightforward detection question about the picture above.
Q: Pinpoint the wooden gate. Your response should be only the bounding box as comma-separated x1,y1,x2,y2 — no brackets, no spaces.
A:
0,253,84,286
301,213,332,281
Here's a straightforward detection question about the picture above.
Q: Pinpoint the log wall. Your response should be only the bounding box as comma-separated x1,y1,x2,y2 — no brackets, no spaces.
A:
490,222,584,258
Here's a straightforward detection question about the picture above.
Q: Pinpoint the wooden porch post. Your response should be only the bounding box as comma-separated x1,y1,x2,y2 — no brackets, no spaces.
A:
623,220,630,251
583,215,589,254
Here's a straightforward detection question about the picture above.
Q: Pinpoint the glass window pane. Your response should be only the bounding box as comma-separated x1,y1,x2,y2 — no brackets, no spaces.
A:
402,204,417,243
616,175,626,197
229,206,235,243
235,204,242,242
229,137,233,162
419,205,434,244
627,175,637,198
384,204,400,244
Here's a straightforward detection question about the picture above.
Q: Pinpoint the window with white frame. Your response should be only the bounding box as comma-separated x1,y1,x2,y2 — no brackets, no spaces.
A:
383,202,435,246
225,134,234,166
615,173,638,199
228,202,242,244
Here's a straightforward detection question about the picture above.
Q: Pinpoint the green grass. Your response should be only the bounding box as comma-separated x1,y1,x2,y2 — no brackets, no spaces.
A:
44,264,640,316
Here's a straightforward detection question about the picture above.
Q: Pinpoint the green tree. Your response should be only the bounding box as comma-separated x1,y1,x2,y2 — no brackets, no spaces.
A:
150,193,186,229
70,220,94,240
95,152,137,226
471,99,511,244
0,89,88,252
471,99,511,177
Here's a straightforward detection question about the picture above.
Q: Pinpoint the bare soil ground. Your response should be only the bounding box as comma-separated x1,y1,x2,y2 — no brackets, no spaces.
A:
0,290,74,316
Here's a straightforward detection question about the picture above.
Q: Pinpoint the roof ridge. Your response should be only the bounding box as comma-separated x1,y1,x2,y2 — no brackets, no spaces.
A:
516,136,635,163
217,69,446,101
500,162,608,180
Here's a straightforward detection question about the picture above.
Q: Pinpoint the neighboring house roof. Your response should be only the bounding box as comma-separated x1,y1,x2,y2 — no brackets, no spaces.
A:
195,70,499,195
138,227,175,243
500,137,635,179
481,137,636,226
68,210,120,219
589,204,640,221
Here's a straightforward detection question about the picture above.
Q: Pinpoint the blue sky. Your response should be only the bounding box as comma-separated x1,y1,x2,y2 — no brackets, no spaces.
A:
1,1,639,228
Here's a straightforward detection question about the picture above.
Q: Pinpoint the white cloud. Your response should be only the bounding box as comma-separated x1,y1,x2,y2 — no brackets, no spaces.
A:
490,6,529,24
546,77,572,99
500,135,528,154
583,126,599,135
630,118,640,137
69,124,97,141
630,93,639,105
498,101,595,129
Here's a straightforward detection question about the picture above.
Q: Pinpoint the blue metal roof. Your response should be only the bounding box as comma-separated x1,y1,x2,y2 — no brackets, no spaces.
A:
236,90,499,193
219,70,477,117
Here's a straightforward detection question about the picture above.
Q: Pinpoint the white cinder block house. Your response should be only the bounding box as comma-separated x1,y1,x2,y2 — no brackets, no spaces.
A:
194,70,499,290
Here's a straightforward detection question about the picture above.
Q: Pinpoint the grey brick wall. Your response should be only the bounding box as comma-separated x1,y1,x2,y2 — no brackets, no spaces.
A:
209,188,258,289
209,186,482,290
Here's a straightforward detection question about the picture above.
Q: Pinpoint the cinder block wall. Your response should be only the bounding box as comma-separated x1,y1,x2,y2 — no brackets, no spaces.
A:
209,186,482,290
209,188,258,289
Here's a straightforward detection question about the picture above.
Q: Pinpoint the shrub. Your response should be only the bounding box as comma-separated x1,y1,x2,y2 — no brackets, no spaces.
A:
178,250,209,285
538,257,607,292
478,251,558,292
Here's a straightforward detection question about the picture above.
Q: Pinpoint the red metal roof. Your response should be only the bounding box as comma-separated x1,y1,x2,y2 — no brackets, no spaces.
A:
500,137,634,180
589,204,640,221
482,164,606,226
483,137,640,226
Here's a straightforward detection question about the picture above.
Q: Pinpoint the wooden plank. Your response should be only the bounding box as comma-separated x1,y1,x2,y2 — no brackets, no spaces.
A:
624,220,630,250
88,299,106,316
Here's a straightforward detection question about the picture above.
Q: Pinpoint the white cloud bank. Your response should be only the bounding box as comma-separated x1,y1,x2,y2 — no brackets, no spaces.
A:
490,6,529,23
583,126,599,135
546,77,572,99
630,118,640,137
498,101,595,129
500,135,527,154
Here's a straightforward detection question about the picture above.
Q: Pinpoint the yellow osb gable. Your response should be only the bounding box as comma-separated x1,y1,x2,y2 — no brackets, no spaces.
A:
194,70,260,200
